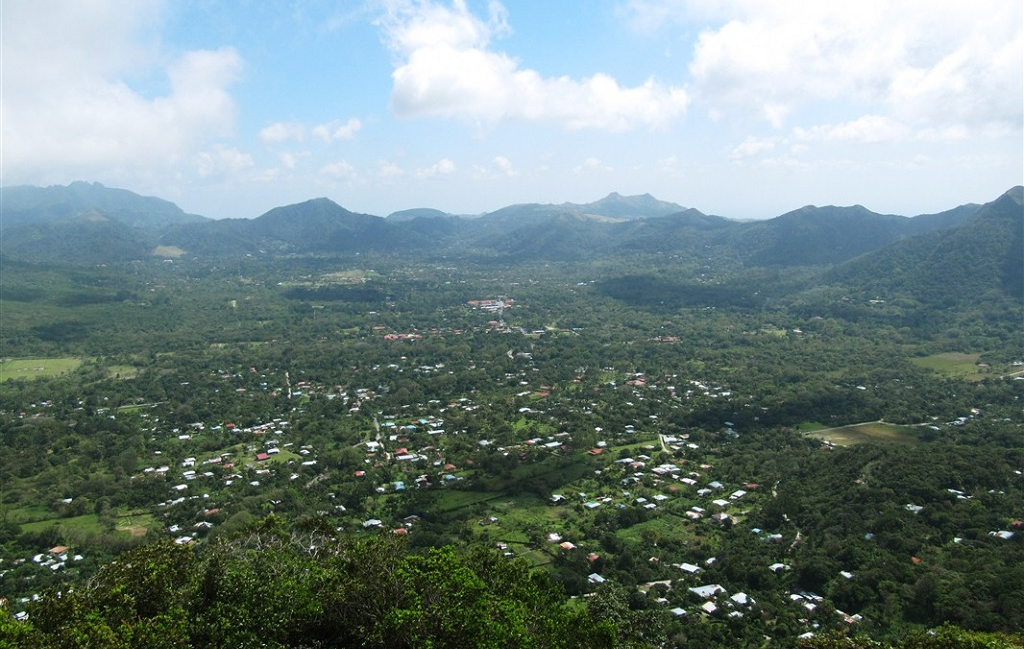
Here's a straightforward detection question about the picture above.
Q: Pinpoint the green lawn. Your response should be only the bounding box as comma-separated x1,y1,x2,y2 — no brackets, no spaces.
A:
615,515,694,545
911,352,985,380
432,490,502,513
0,357,82,382
104,364,139,379
20,513,108,536
805,421,921,446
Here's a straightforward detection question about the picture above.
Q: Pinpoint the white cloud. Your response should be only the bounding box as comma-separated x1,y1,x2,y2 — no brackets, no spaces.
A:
415,157,456,178
377,0,688,130
493,156,518,177
377,160,405,178
260,122,306,143
471,155,519,179
312,118,363,142
195,145,255,178
1,1,243,180
627,1,1022,135
730,137,778,161
793,116,910,144
263,118,362,145
321,160,358,180
573,157,613,174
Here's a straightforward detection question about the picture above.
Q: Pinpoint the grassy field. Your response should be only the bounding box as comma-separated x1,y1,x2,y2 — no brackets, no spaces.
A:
804,421,921,446
105,364,139,379
432,490,502,513
115,512,158,537
6,505,52,525
19,513,105,535
14,506,159,540
151,245,186,258
911,352,985,380
615,514,694,545
0,357,82,382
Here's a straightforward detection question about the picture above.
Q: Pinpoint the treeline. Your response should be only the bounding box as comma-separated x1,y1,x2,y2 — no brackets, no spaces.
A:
1,518,623,649
2,519,1021,649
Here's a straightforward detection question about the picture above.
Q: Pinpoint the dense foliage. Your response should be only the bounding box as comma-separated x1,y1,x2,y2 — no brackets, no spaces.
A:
1,521,617,648
1,186,1022,647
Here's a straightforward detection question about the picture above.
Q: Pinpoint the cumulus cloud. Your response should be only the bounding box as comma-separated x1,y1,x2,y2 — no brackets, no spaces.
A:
471,155,518,179
312,118,363,142
573,157,613,174
262,118,363,145
730,137,778,161
492,156,518,177
377,160,405,178
376,0,688,130
626,1,1022,136
321,160,359,180
260,122,307,143
415,157,457,178
1,0,243,180
195,145,255,178
793,116,911,144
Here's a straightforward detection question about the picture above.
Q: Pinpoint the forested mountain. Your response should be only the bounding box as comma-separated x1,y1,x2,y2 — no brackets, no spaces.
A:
2,183,1004,267
827,187,1024,307
0,216,155,265
0,182,209,264
0,181,206,229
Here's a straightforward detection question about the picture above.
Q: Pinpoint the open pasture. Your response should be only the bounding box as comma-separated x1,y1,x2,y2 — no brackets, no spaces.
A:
0,357,82,382
911,352,985,380
805,421,920,446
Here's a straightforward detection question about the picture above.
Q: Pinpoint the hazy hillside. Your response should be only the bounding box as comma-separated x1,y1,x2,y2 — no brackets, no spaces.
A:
1,181,207,229
0,182,1008,269
827,186,1024,307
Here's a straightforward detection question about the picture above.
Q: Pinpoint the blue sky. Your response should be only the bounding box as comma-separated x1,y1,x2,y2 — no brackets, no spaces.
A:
2,0,1021,219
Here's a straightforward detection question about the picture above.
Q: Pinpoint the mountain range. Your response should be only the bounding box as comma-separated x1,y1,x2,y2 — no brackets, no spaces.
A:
1,182,1020,285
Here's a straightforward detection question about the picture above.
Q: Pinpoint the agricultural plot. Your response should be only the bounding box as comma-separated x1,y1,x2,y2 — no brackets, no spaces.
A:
911,352,986,380
0,357,82,382
804,421,921,446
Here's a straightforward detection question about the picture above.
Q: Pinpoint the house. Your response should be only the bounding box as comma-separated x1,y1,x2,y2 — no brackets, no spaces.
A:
689,584,725,599
588,573,606,584
678,563,701,574
730,592,754,606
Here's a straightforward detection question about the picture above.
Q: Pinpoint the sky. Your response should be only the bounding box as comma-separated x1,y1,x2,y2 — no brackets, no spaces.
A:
2,0,1021,220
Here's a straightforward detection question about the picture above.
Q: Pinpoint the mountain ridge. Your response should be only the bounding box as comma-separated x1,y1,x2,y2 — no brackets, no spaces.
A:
1,182,1016,269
